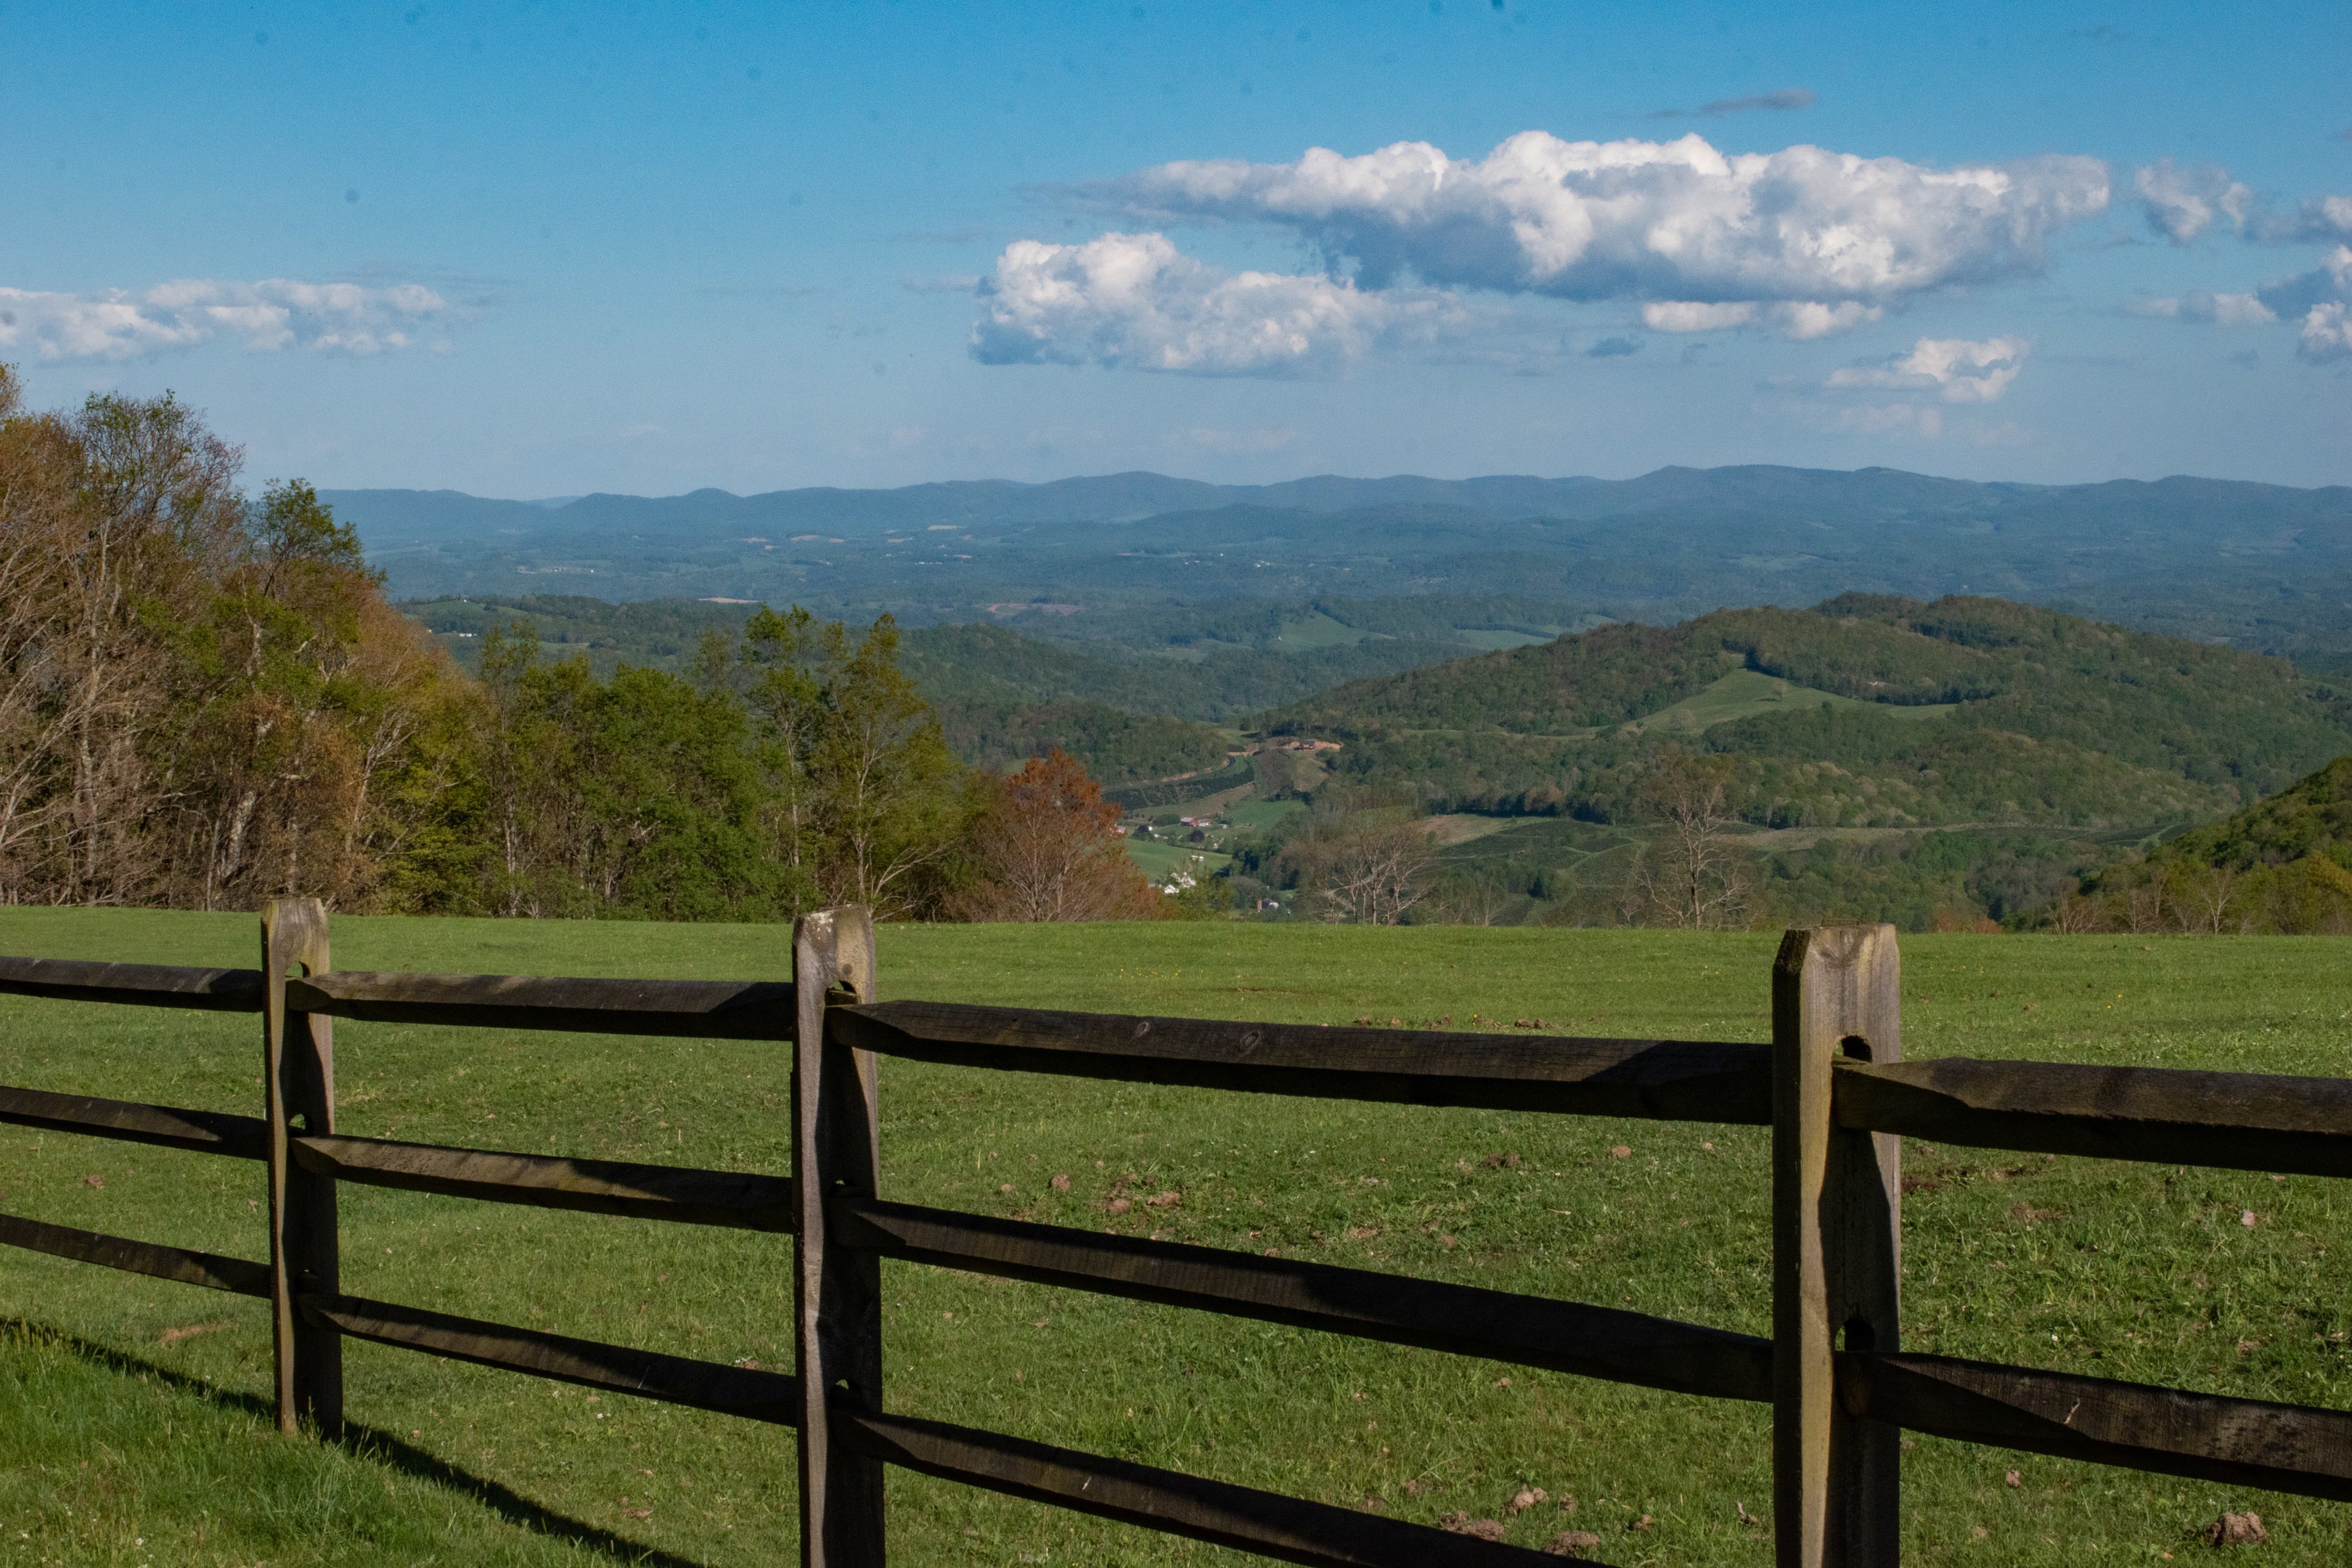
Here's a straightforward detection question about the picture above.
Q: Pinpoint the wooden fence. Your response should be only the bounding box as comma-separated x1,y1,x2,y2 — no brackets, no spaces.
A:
0,903,2348,1567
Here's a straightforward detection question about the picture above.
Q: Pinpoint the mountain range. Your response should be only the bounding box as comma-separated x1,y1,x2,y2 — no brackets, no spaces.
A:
335,465,2352,670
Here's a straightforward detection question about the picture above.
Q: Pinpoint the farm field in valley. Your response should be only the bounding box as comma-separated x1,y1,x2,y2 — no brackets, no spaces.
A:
1,910,2348,1566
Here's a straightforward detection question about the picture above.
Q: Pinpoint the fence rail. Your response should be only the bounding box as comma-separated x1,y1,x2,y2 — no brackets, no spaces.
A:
0,910,2345,1566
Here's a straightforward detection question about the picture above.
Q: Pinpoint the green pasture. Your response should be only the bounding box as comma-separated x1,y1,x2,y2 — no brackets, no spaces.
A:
1122,838,1233,889
1625,669,1958,738
1,910,2348,1566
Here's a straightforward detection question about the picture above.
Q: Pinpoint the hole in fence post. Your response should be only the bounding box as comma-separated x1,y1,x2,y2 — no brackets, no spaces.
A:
1839,1034,1873,1061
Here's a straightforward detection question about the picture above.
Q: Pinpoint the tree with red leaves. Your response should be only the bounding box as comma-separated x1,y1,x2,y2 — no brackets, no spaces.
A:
953,748,1162,921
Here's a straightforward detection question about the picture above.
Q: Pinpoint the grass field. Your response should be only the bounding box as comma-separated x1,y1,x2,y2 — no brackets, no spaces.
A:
1624,670,1958,737
2,910,2348,1566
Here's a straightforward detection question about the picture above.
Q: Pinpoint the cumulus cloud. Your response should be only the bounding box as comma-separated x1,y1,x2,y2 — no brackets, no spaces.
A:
2244,246,2352,358
2300,303,2352,362
2133,160,2255,244
1828,335,2030,402
2266,193,2352,245
969,232,1455,375
1648,88,1818,119
0,277,457,360
2144,229,2352,359
1097,132,2110,319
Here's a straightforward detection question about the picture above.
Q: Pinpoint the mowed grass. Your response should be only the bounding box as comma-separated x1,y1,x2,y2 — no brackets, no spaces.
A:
1,910,2348,1567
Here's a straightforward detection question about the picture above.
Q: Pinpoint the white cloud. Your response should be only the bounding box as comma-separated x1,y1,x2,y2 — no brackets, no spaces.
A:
2302,195,2352,240
1775,301,1886,339
1641,298,1882,338
2251,193,2352,245
2300,303,2352,362
1828,335,2030,403
2247,246,2352,355
969,231,1454,376
0,277,457,360
2133,160,2255,244
2126,290,2278,325
1100,132,2110,312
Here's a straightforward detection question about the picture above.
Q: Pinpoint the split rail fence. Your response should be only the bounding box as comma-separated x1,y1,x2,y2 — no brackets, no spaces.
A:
0,902,2348,1567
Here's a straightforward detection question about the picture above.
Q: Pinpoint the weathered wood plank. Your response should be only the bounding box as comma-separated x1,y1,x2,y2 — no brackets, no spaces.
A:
287,971,798,1039
298,1291,801,1422
832,1195,1771,1403
1837,1056,2352,1177
796,907,885,1568
833,1000,1772,1122
1773,926,1902,1568
0,1083,266,1159
837,1408,1578,1568
0,1212,269,1297
289,1134,796,1229
0,955,264,1011
1845,1351,2352,1503
264,899,342,1440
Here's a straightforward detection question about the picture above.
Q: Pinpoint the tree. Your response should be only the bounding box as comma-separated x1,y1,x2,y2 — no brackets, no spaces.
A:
1633,751,1754,929
1311,818,1437,925
724,607,969,919
475,632,798,920
954,748,1160,921
0,365,470,911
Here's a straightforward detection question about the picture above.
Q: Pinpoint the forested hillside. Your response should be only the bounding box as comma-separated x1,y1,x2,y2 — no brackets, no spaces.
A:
2069,755,2352,933
1271,595,2352,831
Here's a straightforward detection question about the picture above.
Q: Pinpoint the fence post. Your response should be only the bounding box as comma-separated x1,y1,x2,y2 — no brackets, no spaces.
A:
1773,925,1902,1568
261,897,342,1439
793,905,883,1567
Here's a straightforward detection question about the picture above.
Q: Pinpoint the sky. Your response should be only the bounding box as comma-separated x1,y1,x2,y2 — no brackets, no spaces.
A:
4,1,2349,497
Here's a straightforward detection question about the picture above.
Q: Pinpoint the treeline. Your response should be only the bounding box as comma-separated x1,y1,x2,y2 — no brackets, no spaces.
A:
0,366,473,911
0,371,1166,921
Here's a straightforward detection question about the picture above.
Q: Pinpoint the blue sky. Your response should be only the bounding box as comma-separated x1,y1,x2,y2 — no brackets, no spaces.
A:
4,1,2348,495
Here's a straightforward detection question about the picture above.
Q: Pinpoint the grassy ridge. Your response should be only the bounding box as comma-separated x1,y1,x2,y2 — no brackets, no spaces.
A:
2,910,2348,1564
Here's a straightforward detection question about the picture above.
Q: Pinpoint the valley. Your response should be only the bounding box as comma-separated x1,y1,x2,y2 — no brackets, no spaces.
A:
373,466,2352,933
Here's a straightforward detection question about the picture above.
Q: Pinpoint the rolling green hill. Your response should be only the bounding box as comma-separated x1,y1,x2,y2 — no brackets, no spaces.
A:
1270,595,2352,833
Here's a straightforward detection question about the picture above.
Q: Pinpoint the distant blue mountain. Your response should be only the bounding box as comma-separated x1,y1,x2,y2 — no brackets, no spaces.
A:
333,465,2352,671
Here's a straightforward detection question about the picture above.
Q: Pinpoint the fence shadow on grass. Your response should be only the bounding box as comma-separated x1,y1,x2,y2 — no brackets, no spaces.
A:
9,912,2352,1566
1,1318,710,1568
